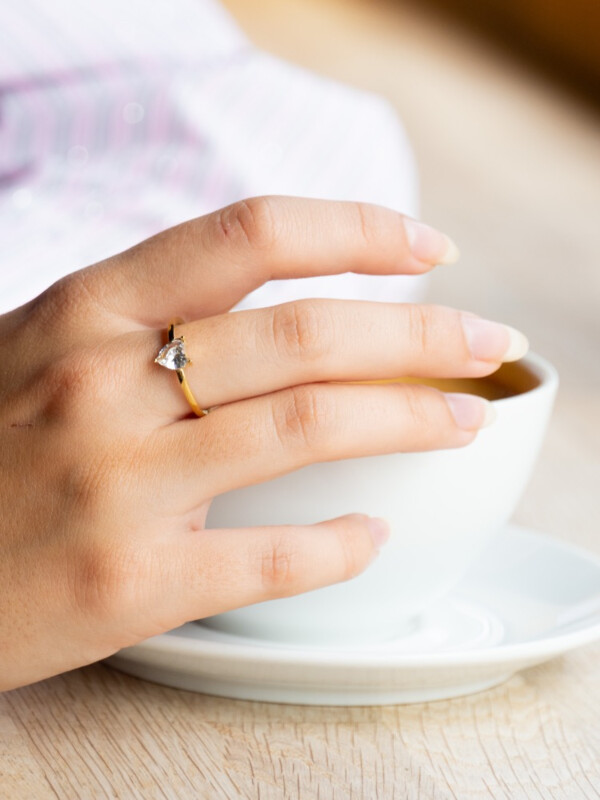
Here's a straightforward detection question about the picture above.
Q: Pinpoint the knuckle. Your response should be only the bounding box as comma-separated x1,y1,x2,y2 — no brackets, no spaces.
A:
271,299,331,362
215,196,277,251
353,201,378,248
406,304,434,357
63,459,148,622
38,346,118,421
259,537,298,597
29,271,108,329
40,357,95,414
401,385,431,431
27,275,81,328
70,537,143,622
60,448,125,517
273,385,334,452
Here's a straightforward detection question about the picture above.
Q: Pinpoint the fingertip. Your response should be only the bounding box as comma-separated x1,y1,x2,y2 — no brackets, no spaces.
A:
481,400,498,428
461,315,529,363
444,393,496,432
438,235,460,265
403,218,460,266
365,516,391,549
502,325,529,362
336,513,391,566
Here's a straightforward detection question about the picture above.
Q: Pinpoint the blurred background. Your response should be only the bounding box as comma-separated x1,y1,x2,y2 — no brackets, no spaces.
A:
2,0,597,547
224,0,599,546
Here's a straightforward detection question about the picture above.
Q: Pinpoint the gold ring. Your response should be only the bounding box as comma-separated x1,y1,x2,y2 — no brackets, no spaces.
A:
154,318,208,417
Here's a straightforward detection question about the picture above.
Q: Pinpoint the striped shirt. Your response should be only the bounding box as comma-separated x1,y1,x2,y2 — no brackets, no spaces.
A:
0,0,421,314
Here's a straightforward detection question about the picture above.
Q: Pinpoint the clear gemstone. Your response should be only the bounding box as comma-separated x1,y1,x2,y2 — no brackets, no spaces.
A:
155,338,190,370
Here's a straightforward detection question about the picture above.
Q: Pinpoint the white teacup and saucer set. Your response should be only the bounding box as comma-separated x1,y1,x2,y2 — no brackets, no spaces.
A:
107,353,600,705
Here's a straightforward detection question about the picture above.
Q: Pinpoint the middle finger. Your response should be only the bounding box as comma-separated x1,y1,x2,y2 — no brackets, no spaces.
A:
140,300,528,420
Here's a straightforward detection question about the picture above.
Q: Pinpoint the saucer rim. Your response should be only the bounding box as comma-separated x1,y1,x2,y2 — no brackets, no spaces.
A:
122,525,600,669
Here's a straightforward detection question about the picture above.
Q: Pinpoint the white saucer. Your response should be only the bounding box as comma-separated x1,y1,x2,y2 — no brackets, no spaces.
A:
106,525,600,705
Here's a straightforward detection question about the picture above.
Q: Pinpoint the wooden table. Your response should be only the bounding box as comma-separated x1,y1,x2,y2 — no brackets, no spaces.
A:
2,1,599,796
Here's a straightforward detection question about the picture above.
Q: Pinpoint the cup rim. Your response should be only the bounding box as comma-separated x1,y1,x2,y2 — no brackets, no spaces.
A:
492,350,559,404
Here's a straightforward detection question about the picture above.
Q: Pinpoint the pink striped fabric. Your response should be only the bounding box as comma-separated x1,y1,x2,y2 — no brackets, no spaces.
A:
0,0,421,314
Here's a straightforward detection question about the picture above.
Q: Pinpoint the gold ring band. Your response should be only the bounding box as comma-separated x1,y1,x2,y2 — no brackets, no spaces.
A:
155,318,208,417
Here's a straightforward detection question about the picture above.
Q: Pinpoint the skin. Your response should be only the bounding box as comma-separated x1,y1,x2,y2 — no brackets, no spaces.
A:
0,196,519,691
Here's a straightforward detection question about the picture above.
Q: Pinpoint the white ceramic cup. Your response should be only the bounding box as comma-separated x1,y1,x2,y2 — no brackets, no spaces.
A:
202,353,558,646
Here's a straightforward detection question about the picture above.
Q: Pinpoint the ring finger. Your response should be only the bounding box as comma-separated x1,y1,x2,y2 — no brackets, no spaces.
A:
139,300,528,420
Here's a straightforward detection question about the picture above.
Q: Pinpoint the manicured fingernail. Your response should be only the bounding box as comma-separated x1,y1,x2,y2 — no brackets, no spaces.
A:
404,218,460,265
445,393,497,431
461,315,529,362
366,517,391,549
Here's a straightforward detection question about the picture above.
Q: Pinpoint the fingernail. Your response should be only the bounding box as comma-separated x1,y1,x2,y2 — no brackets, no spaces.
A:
461,315,529,362
445,393,497,431
404,218,460,265
366,517,391,549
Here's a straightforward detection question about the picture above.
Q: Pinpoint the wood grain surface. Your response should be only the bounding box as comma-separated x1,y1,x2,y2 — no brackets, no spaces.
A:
2,1,599,797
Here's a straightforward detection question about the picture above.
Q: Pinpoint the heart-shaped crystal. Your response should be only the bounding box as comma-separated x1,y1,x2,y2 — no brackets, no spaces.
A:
155,338,190,370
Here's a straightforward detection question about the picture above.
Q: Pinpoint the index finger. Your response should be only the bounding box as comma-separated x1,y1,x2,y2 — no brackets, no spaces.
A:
74,196,459,326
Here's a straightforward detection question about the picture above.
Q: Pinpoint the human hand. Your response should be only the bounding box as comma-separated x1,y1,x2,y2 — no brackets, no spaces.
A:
0,196,527,689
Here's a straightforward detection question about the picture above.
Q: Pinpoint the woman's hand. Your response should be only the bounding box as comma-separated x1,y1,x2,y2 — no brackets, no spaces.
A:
0,197,527,690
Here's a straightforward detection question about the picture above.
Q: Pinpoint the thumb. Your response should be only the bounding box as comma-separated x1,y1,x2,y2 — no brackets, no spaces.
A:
159,513,391,625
